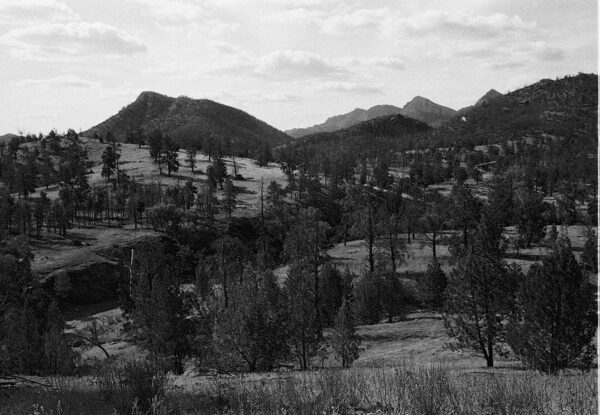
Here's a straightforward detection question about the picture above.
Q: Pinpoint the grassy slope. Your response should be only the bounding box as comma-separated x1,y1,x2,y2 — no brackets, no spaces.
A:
29,137,287,285
32,137,287,216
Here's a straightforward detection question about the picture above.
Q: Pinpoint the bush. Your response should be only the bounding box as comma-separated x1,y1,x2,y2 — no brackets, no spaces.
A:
354,276,382,324
97,358,169,414
407,364,452,415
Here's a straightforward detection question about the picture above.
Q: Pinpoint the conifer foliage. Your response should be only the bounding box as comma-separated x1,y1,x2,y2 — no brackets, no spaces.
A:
508,237,597,373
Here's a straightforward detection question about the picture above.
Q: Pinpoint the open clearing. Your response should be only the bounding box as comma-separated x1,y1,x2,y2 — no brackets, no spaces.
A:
31,137,288,217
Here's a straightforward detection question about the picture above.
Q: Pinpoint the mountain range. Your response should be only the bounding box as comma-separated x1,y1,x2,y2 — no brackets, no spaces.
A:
286,96,457,138
286,90,505,138
429,74,596,147
83,91,291,156
293,113,432,151
288,73,596,158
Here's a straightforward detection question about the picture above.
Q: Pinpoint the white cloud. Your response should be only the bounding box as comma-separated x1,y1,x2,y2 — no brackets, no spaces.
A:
211,40,244,55
208,90,304,104
396,10,536,38
315,81,384,95
0,0,79,26
13,76,101,89
454,40,565,70
316,9,537,39
2,22,147,61
124,0,206,22
254,50,349,80
320,8,391,35
341,57,407,71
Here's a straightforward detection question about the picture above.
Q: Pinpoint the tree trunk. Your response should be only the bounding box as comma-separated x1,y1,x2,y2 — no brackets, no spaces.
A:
486,344,494,367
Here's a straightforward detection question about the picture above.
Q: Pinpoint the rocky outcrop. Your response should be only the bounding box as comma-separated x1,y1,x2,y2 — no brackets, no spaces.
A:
34,229,166,304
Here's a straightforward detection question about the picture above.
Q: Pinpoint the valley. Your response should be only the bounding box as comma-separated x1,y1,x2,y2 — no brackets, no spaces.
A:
0,73,597,415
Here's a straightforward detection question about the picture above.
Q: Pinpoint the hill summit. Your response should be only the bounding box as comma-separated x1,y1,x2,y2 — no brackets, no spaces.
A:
286,97,455,138
399,96,456,127
83,91,291,156
457,88,503,114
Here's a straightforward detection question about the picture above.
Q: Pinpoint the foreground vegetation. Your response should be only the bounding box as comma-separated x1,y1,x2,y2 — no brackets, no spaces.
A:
1,361,597,415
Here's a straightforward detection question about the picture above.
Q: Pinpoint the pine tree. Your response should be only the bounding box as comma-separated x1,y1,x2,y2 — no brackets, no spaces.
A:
419,190,449,260
130,241,192,374
380,272,404,323
581,227,597,275
160,135,179,177
185,146,197,173
148,129,163,162
223,176,236,218
354,274,382,324
443,252,520,367
319,263,344,327
100,145,119,183
285,264,322,370
449,183,481,248
424,260,447,310
215,268,288,372
515,186,547,248
331,297,360,368
508,237,597,373
212,157,227,189
43,301,77,374
283,207,330,319
342,186,379,273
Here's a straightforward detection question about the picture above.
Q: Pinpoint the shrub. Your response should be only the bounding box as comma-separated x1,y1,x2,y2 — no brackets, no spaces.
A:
97,358,168,414
407,364,452,415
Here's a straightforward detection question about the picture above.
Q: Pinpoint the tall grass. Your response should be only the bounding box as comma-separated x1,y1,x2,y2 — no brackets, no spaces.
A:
0,362,596,414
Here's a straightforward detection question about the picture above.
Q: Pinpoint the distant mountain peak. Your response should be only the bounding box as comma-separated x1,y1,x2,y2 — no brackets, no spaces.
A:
400,96,456,127
83,92,290,156
286,98,456,138
286,104,404,138
458,88,504,114
475,89,503,106
136,90,167,100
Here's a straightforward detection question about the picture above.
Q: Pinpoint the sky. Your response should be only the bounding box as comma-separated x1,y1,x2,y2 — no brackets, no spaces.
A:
0,0,597,134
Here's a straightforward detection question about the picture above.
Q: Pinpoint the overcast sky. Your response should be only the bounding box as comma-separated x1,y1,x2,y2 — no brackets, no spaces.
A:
0,0,597,134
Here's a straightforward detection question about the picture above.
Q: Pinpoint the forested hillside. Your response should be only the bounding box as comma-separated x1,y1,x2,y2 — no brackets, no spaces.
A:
83,91,291,159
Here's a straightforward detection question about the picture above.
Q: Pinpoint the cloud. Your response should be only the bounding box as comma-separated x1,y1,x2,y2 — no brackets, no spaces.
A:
2,22,147,61
455,40,565,70
341,56,407,71
320,8,391,35
191,50,348,81
211,40,244,55
312,8,563,71
124,0,206,22
254,50,350,80
396,11,536,38
315,81,384,95
0,0,79,26
180,50,402,83
316,8,537,39
13,76,101,90
209,90,304,104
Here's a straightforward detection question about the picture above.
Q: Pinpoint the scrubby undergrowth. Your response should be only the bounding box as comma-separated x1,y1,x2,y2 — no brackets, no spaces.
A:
1,362,596,415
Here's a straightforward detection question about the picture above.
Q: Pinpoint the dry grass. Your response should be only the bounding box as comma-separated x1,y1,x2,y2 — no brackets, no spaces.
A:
4,363,594,414
323,225,594,278
30,138,288,217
